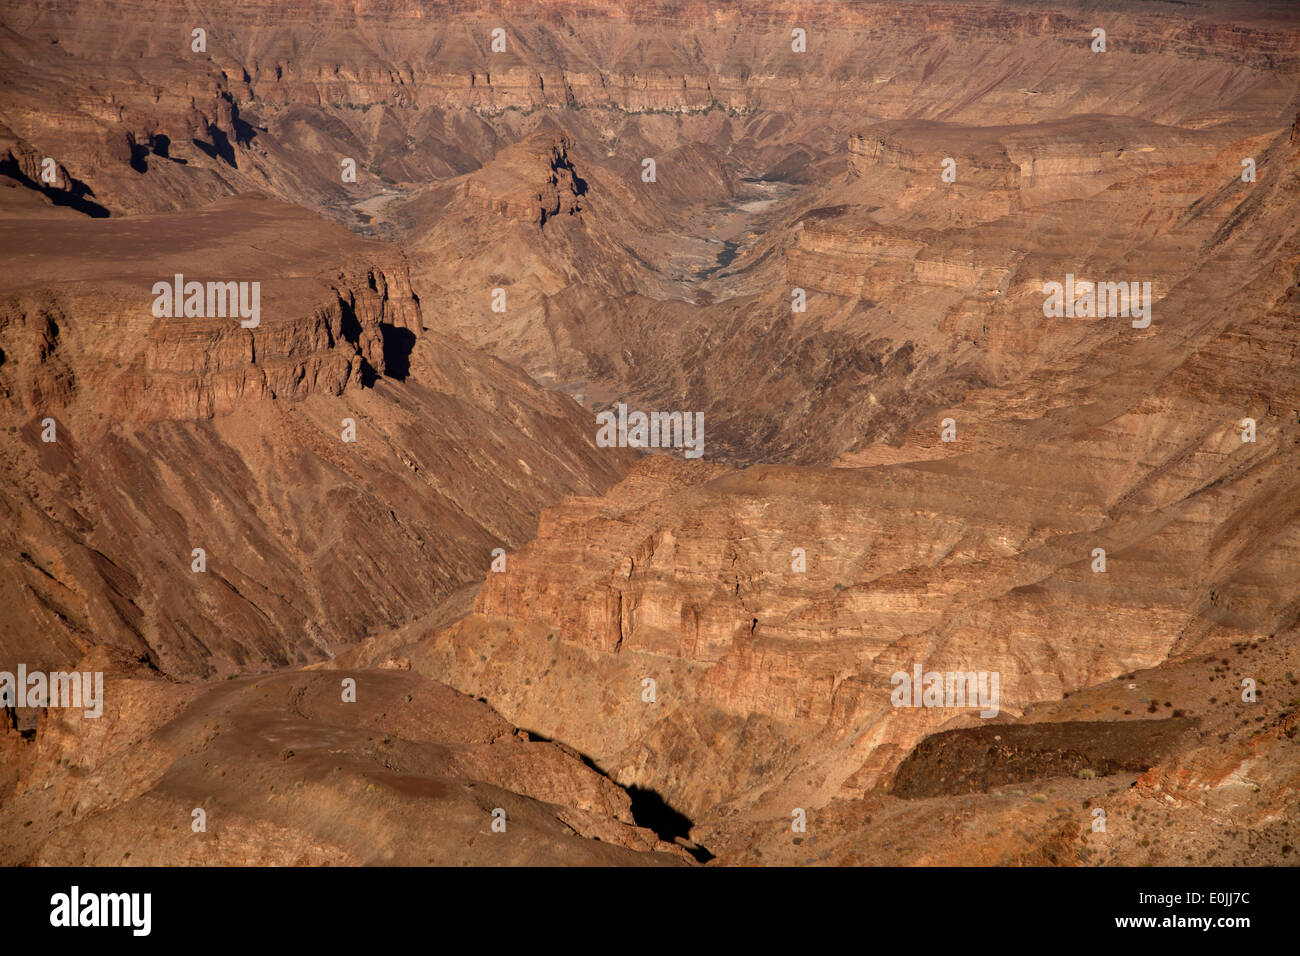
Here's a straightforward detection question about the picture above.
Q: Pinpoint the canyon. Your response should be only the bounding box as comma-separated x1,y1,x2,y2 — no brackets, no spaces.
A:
1,0,1298,867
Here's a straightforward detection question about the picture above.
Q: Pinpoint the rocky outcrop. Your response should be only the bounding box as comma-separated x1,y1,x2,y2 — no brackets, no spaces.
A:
0,195,634,680
0,196,418,422
465,130,585,226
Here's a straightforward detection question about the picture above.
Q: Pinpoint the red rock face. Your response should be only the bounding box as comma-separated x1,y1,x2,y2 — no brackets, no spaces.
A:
1,0,1299,868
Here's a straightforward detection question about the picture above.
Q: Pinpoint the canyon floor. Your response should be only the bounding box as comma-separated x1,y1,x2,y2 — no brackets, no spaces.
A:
2,0,1299,867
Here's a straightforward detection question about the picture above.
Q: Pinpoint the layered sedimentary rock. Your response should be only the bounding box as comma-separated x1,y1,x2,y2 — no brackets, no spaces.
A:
4,0,1296,468
384,268,1300,850
2,0,1299,867
351,112,1300,856
3,0,1293,216
0,194,633,679
464,130,585,225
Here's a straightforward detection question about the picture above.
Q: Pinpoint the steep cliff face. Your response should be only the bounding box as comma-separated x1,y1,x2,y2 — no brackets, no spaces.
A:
2,0,1298,867
1,259,411,422
0,195,633,680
